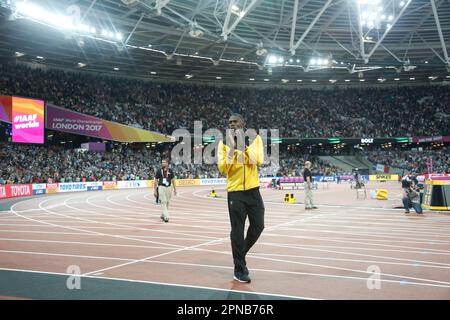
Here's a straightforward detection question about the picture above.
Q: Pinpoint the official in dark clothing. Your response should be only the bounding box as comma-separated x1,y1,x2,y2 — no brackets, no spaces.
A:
154,159,177,222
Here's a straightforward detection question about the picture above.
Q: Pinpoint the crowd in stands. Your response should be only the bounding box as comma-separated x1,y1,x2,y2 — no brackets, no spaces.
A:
1,142,448,184
1,62,449,138
1,62,449,184
0,142,348,184
0,143,221,184
365,146,450,174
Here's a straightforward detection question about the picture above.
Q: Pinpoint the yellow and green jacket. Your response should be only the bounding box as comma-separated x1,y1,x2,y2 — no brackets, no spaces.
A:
217,135,264,192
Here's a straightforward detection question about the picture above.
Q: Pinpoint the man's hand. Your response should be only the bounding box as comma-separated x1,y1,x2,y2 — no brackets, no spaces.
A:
173,189,177,196
226,130,236,149
154,190,158,198
234,129,245,151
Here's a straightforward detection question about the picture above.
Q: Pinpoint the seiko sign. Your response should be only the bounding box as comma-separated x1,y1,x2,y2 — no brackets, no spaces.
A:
361,138,374,144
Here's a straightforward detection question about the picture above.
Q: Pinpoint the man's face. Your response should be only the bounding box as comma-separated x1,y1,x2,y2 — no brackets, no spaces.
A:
161,160,168,169
229,116,244,130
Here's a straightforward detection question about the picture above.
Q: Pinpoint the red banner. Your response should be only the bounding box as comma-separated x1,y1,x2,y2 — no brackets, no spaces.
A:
0,184,33,199
413,136,450,143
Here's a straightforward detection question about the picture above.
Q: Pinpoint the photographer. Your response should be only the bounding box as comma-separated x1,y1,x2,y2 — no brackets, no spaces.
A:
401,177,423,214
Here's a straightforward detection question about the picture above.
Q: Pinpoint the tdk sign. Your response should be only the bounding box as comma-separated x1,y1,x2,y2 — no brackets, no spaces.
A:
361,138,374,144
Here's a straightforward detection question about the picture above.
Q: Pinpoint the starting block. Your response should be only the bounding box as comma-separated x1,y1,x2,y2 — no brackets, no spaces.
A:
210,188,219,198
284,193,296,204
376,189,388,200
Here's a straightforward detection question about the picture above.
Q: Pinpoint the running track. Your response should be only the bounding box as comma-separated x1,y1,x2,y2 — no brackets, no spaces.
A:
0,182,449,299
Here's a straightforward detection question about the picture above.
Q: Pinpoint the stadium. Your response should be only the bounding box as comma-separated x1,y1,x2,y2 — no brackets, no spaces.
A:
0,0,449,303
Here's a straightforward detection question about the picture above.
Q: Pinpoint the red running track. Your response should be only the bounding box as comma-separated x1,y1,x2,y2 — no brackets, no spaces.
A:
0,181,450,299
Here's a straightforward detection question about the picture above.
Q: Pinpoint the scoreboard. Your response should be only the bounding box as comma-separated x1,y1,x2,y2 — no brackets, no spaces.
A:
0,96,44,144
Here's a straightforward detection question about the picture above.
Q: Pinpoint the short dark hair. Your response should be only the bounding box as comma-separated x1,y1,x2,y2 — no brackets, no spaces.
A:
401,179,411,189
230,113,245,123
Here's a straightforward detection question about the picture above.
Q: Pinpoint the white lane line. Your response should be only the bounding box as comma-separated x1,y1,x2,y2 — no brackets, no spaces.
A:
6,190,450,292
2,250,450,290
263,231,450,246
2,235,449,268
10,197,187,249
0,237,172,250
3,246,450,271
256,241,450,263
3,234,449,266
70,193,227,238
0,230,212,241
0,267,313,300
279,223,450,238
266,228,450,251
81,214,329,276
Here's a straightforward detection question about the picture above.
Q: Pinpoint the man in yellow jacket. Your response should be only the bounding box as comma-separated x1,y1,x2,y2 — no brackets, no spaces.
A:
218,114,265,283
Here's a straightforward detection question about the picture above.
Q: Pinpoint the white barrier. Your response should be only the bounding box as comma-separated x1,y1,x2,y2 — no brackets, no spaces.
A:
200,178,227,186
32,183,46,195
58,182,88,193
117,180,148,189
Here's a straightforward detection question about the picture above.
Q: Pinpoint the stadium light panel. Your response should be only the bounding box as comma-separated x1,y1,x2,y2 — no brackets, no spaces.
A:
231,4,240,13
78,24,90,32
268,55,278,64
16,1,45,20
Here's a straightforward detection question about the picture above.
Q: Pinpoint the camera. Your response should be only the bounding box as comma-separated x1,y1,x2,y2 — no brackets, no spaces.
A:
401,179,411,189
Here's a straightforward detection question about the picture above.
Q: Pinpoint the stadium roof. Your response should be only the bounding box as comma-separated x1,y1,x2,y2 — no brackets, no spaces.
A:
1,0,450,84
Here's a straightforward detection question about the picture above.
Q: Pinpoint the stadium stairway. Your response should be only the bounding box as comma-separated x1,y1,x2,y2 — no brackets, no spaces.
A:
318,156,371,174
